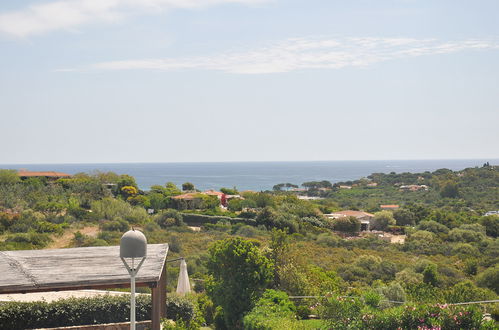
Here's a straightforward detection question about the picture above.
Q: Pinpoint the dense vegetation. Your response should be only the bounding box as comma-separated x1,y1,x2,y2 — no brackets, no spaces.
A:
0,164,498,329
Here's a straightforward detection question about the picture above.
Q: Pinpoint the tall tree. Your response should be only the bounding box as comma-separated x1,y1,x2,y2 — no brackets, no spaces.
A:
207,237,273,329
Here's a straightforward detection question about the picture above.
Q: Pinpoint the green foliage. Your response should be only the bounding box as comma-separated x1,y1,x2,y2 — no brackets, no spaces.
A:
220,187,238,195
480,215,499,238
443,280,497,303
0,169,20,185
417,220,450,234
320,296,364,329
448,228,486,243
182,182,195,191
440,181,460,198
242,290,296,330
206,237,273,329
4,232,52,248
393,209,417,226
423,264,439,287
181,213,252,226
476,265,499,294
0,295,151,330
371,211,396,230
154,209,184,228
332,216,361,234
359,304,487,330
91,197,148,224
255,207,299,233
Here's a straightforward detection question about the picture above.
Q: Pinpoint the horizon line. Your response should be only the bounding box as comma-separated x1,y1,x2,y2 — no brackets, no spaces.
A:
1,158,498,166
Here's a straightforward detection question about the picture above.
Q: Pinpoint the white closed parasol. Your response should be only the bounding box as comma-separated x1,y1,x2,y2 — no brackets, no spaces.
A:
176,259,191,296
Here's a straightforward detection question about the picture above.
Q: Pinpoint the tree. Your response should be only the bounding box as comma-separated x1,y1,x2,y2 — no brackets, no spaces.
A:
206,237,273,329
480,215,499,238
476,265,499,294
422,264,439,287
332,216,361,234
371,211,396,231
272,183,298,191
182,182,195,191
440,181,459,198
393,209,416,226
0,169,20,185
220,187,238,195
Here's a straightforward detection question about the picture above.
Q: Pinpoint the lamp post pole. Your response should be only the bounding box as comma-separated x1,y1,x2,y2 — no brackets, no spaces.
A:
120,229,147,330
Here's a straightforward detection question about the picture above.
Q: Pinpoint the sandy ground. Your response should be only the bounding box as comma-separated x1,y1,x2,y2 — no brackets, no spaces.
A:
47,226,99,249
0,290,137,303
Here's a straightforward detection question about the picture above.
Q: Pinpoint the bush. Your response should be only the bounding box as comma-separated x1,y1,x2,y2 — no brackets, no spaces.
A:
476,265,499,294
166,295,196,323
316,233,341,247
417,220,450,235
0,295,151,330
242,290,297,330
5,232,52,248
155,209,184,228
181,213,253,226
332,216,361,234
448,228,485,243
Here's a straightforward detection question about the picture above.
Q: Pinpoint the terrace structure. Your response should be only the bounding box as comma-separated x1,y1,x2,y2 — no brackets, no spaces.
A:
0,244,168,330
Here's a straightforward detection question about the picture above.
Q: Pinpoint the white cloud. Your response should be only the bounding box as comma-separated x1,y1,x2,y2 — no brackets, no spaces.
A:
0,0,268,38
86,37,499,74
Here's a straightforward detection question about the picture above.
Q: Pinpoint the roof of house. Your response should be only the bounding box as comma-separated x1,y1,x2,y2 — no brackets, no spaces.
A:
329,210,374,218
203,190,225,197
171,193,201,200
380,204,400,209
18,171,71,178
0,244,168,294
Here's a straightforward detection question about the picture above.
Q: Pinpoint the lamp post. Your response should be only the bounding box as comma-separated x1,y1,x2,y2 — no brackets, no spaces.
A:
120,229,147,330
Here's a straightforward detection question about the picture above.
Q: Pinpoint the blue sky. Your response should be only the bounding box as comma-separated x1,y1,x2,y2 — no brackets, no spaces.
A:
0,0,498,163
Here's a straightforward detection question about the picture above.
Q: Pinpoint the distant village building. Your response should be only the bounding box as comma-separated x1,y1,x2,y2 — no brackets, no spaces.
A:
325,210,374,231
339,185,352,189
399,184,428,191
380,204,400,210
17,170,71,180
366,182,378,187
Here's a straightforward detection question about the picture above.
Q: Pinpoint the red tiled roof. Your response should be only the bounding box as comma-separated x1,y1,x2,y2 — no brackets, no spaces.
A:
171,193,200,200
380,204,399,209
18,171,71,178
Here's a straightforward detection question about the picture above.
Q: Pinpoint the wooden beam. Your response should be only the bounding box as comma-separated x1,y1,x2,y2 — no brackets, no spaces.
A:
151,261,167,330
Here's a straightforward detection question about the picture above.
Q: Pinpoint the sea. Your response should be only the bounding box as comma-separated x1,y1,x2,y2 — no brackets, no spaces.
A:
1,159,496,191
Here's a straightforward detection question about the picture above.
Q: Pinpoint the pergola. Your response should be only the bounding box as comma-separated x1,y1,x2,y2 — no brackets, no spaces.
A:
0,244,168,330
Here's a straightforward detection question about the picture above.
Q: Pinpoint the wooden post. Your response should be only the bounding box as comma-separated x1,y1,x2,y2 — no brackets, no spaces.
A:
151,263,167,330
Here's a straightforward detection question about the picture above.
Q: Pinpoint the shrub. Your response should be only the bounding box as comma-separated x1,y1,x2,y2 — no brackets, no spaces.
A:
332,216,361,234
476,265,499,294
480,215,499,238
155,209,184,228
101,219,129,232
0,295,151,330
316,233,341,247
242,290,296,330
417,220,450,234
181,213,252,226
448,228,485,243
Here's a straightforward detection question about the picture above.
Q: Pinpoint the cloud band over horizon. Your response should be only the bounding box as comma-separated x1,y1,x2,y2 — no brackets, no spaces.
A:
73,37,499,74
